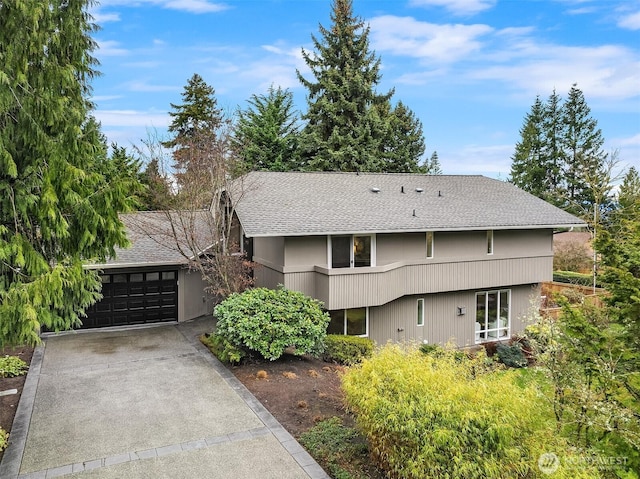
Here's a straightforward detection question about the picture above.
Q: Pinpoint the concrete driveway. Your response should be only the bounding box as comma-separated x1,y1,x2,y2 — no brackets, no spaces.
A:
0,318,329,479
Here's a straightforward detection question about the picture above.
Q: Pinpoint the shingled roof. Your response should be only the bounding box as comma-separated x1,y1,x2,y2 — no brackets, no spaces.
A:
94,210,214,267
232,171,586,238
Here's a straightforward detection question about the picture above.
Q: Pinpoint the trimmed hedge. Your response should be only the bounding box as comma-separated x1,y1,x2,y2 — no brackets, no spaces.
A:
213,287,330,361
323,335,373,364
553,270,599,287
342,344,600,479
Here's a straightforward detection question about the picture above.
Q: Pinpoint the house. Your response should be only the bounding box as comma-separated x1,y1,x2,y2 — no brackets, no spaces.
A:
83,210,216,329
231,171,586,346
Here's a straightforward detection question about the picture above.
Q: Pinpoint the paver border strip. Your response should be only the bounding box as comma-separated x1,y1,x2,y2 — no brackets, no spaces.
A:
0,342,45,479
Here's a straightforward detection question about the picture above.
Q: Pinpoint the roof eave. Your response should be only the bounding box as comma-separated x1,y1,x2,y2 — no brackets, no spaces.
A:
242,222,588,238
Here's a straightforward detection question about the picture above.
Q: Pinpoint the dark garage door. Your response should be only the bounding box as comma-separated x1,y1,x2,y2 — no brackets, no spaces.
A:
83,269,178,329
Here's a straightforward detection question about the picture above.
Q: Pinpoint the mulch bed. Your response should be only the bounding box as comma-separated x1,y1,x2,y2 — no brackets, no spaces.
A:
0,345,34,463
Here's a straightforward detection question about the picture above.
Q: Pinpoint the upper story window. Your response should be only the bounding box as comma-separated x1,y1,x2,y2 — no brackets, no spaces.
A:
487,230,494,255
426,232,434,258
329,235,375,268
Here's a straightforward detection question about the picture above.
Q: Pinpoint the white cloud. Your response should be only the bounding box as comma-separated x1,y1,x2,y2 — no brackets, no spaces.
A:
162,0,228,14
94,110,171,128
125,81,180,93
618,11,640,30
96,40,129,57
96,0,228,14
409,0,496,16
91,11,121,23
441,144,513,177
472,43,640,101
369,16,493,63
617,133,640,147
91,95,123,102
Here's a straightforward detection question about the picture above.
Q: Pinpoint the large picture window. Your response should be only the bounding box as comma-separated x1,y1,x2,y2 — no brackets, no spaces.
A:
329,235,375,268
475,290,510,342
328,308,368,336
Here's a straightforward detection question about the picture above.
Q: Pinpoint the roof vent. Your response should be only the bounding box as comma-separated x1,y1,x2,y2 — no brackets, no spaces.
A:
371,187,381,193
415,187,424,193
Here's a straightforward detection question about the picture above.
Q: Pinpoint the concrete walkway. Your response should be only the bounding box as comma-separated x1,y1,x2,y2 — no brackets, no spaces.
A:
0,318,330,479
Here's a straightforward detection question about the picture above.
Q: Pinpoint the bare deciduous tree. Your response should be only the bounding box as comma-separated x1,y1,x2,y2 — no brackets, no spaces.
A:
133,125,255,299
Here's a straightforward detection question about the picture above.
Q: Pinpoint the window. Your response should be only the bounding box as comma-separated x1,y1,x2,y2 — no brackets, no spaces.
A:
417,299,424,326
328,308,368,336
329,235,375,268
487,230,494,255
162,271,176,280
475,290,510,343
426,232,434,258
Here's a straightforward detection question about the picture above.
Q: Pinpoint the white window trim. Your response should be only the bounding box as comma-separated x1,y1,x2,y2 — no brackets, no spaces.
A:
426,232,434,259
487,230,494,255
417,298,425,327
475,289,511,344
328,234,376,269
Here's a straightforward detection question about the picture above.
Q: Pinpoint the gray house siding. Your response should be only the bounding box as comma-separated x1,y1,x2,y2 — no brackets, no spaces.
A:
178,269,216,322
368,284,538,347
252,229,554,311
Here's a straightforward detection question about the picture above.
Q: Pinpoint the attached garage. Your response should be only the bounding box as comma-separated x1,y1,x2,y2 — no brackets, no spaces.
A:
84,211,216,330
83,268,178,329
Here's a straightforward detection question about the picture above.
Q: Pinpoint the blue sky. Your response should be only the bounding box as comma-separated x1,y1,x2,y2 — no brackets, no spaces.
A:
90,0,640,178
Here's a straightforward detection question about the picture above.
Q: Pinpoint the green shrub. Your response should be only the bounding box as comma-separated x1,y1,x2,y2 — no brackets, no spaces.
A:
323,335,373,364
553,270,598,287
496,343,527,368
342,344,600,479
0,428,7,452
299,417,369,479
213,287,330,361
0,355,28,377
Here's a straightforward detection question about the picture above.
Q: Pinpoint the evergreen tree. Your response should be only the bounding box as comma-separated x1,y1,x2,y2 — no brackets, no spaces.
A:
232,86,300,172
0,1,139,346
510,96,549,198
139,158,174,210
541,88,565,201
426,151,443,175
618,166,640,213
297,0,393,172
163,74,225,187
560,84,607,211
379,101,427,173
510,85,608,214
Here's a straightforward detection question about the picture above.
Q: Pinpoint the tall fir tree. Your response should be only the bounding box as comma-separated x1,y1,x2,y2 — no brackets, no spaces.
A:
232,86,300,172
560,83,607,211
510,96,549,198
0,1,140,346
541,89,565,203
139,158,174,210
511,85,608,215
379,100,427,173
163,74,225,188
426,151,443,175
297,0,394,172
